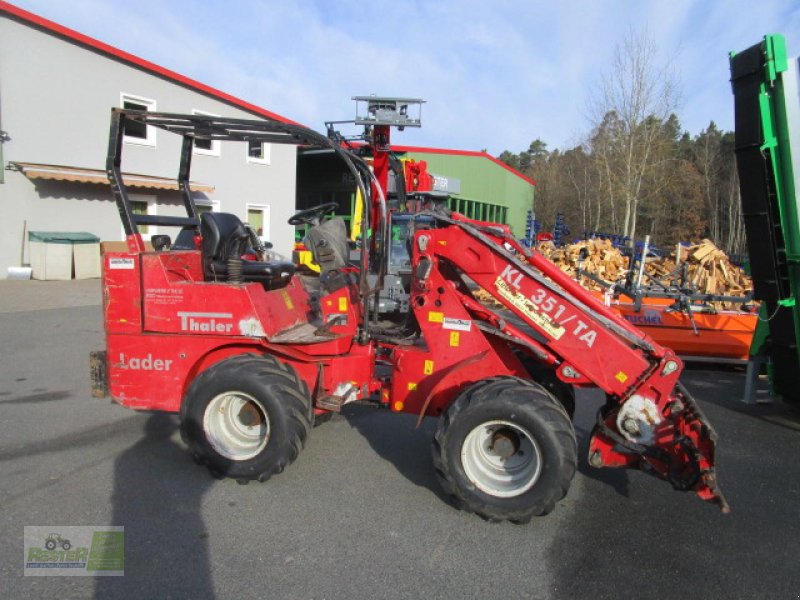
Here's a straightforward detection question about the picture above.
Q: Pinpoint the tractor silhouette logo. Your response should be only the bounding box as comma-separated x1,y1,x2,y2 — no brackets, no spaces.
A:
44,533,71,551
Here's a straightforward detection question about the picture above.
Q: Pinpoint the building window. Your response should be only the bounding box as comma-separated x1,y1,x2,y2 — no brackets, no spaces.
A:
127,194,158,236
246,140,271,165
131,200,149,234
120,93,156,147
192,110,221,157
247,204,270,243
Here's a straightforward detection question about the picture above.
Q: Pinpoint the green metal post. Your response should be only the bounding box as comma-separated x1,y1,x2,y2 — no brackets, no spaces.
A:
731,34,800,402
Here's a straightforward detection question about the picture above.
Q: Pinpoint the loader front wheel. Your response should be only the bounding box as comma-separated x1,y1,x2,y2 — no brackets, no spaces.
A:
433,377,577,522
181,354,312,482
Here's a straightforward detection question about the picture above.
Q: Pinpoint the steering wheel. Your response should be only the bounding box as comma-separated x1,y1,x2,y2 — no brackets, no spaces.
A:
288,202,339,226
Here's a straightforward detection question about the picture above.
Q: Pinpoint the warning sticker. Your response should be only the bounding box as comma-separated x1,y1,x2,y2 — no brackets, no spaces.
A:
442,317,471,332
423,360,434,375
280,289,294,310
108,258,134,270
428,311,444,323
449,332,460,347
494,277,565,340
338,297,348,311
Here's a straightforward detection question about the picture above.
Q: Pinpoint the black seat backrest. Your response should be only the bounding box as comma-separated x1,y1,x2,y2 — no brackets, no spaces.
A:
201,212,248,264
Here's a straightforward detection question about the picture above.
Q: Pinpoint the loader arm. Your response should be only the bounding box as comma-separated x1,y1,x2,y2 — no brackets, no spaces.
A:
409,210,728,511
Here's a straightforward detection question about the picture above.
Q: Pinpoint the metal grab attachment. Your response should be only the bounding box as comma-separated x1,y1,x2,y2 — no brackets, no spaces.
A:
588,383,730,513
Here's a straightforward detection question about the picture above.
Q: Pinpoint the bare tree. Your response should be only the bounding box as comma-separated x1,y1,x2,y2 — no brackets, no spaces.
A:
588,28,681,242
693,122,723,242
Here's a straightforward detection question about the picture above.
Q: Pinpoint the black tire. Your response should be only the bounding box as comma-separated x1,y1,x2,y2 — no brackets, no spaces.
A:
45,540,56,550
62,541,71,550
518,355,575,419
181,354,312,482
432,377,577,523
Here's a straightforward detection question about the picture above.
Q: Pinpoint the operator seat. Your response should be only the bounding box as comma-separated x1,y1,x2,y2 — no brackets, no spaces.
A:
200,212,295,290
304,218,350,275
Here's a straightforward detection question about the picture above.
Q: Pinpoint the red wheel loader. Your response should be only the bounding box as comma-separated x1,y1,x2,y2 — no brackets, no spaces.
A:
90,108,727,522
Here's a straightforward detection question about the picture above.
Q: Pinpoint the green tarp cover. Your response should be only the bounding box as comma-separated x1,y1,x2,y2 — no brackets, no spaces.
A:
28,231,100,244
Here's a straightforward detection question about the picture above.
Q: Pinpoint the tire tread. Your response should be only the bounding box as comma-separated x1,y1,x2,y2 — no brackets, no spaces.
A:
432,377,577,523
182,353,312,482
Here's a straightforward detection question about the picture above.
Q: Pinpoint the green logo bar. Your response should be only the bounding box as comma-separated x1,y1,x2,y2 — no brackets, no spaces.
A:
87,531,125,572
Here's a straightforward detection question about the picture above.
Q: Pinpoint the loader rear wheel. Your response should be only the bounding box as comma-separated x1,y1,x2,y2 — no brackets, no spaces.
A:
432,377,577,523
181,354,312,482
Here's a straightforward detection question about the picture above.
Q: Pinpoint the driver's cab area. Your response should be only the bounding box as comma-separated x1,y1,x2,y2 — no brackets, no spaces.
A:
104,110,370,344
198,211,296,290
290,202,356,296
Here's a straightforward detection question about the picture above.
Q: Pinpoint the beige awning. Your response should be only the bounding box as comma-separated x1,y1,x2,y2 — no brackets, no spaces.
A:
11,162,215,193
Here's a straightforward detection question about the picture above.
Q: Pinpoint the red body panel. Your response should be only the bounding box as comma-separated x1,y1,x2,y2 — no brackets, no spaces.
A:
139,252,312,340
389,266,526,416
101,249,371,412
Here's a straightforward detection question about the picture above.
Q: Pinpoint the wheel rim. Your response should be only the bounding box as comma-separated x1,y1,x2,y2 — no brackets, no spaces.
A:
203,392,270,461
461,420,542,498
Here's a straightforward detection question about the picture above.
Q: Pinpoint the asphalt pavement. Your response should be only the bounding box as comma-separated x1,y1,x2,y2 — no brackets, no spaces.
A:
0,279,798,599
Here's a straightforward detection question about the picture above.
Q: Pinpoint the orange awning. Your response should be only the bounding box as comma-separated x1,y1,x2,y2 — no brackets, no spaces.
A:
11,162,215,193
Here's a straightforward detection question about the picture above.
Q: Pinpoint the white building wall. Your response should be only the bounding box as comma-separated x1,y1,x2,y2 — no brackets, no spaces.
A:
0,14,298,276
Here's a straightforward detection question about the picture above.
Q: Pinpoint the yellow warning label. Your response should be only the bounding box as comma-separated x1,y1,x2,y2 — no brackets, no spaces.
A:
449,332,460,347
494,277,565,340
280,289,294,310
338,296,348,311
428,311,444,323
424,360,434,375
437,240,447,246
407,382,417,391
615,371,628,383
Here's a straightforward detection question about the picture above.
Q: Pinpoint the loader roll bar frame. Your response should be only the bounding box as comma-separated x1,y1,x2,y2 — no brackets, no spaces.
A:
105,109,389,309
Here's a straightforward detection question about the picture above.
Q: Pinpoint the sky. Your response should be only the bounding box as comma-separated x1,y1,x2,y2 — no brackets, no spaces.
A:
10,0,800,156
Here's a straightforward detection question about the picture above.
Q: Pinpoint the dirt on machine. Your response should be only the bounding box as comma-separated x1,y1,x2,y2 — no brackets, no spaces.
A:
90,99,728,522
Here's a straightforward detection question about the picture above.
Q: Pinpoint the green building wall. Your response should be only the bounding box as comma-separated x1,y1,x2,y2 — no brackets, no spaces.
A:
402,150,534,237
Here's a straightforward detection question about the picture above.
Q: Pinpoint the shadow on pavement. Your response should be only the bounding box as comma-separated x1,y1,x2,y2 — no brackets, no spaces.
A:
94,413,215,599
0,390,72,404
572,423,631,499
0,413,142,463
681,365,800,432
340,404,451,504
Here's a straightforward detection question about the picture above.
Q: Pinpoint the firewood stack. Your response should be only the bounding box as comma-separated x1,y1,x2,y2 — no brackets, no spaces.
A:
662,239,754,307
534,238,753,310
536,238,629,292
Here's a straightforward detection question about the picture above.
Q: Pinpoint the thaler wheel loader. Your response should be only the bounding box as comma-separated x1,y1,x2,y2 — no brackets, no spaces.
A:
90,108,728,522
